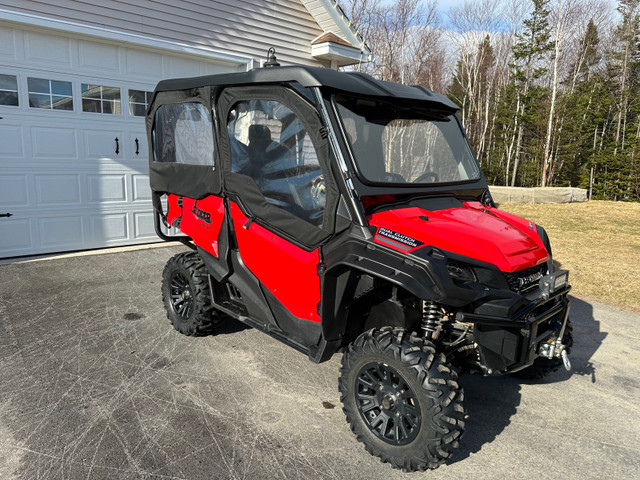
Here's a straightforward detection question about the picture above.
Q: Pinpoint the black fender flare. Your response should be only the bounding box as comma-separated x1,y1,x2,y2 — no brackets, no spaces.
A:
319,239,442,344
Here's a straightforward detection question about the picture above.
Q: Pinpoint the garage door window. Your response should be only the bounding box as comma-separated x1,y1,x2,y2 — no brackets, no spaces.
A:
153,103,214,165
129,90,152,116
27,77,73,110
82,84,121,114
0,74,18,106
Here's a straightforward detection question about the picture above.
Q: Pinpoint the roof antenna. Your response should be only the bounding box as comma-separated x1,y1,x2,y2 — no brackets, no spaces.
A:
264,47,280,68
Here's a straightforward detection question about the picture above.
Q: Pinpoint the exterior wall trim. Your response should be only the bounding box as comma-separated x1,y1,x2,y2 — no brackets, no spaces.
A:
0,8,253,70
300,0,371,60
311,40,363,67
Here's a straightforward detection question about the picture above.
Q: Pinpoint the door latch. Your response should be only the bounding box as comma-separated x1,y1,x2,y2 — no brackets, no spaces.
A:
0,212,13,218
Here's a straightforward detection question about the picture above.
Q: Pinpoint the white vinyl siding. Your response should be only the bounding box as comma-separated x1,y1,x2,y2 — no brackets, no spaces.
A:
0,0,328,67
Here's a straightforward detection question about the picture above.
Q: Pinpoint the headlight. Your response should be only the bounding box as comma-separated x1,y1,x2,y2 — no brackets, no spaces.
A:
446,262,477,283
539,270,570,299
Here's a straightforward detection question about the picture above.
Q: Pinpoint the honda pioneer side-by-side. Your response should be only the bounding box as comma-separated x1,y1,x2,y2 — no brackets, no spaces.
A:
146,62,572,471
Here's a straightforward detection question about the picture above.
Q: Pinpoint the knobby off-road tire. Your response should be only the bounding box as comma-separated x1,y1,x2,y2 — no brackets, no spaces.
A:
339,327,466,471
161,252,224,336
515,320,574,380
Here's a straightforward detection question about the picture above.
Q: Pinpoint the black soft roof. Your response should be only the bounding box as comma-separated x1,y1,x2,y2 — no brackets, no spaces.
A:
154,66,458,111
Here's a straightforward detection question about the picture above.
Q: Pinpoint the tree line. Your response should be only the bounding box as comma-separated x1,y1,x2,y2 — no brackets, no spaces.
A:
344,0,640,200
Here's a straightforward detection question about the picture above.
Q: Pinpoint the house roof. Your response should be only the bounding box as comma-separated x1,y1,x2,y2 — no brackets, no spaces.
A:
311,32,353,48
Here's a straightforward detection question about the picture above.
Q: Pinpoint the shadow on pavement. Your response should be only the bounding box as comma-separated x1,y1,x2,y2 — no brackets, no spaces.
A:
551,295,607,384
453,374,521,463
451,294,607,463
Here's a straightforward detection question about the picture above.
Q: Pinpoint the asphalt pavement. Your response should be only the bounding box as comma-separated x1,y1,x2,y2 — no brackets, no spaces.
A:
0,245,638,479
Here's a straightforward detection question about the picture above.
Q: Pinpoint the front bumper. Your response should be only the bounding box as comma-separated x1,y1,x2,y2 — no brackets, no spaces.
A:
456,274,572,374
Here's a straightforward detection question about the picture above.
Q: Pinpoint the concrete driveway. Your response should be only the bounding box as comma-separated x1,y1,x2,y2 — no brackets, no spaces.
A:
0,245,638,479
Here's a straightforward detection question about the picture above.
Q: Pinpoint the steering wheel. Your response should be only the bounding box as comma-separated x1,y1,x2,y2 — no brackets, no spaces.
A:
310,174,326,205
413,172,439,183
380,173,405,183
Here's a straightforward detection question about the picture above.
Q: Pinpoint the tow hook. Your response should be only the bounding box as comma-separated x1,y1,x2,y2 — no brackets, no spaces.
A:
539,340,572,371
561,349,572,371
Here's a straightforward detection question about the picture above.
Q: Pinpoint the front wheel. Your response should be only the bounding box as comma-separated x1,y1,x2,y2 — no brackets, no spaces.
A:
339,327,465,471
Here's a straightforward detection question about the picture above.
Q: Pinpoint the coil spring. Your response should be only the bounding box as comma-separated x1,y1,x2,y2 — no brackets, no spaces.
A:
421,300,442,340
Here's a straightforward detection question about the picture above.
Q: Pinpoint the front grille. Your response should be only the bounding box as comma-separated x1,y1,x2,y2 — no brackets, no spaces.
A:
505,263,547,294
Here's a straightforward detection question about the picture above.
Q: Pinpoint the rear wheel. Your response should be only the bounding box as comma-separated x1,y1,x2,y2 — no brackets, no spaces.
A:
339,327,465,471
161,251,224,336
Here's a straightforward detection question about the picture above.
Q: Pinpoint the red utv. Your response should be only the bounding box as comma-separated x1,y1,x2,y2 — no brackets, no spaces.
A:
146,63,572,471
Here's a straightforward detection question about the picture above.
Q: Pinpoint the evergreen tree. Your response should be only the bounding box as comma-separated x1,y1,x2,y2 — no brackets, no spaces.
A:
594,0,640,200
553,19,604,188
506,0,553,186
511,0,553,85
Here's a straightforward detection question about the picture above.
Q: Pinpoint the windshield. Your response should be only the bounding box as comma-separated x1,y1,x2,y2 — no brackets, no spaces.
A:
335,95,480,185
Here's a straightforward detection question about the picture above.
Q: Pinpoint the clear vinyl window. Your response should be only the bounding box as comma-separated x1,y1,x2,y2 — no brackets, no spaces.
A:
336,95,480,185
227,99,325,226
153,103,215,166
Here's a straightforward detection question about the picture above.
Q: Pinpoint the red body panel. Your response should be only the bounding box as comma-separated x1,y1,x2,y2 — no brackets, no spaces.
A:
167,194,225,257
368,201,548,272
229,202,321,322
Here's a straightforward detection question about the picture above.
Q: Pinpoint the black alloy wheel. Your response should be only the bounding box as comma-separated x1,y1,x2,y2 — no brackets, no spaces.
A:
340,327,465,471
169,272,194,319
161,251,223,336
356,362,421,445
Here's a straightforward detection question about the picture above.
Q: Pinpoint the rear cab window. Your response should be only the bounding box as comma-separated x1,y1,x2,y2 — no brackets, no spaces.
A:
153,103,215,166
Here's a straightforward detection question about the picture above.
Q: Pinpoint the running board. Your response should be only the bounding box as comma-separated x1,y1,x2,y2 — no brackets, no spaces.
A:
211,303,310,356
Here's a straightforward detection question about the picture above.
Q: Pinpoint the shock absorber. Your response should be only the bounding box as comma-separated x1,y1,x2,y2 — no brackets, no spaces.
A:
421,300,442,341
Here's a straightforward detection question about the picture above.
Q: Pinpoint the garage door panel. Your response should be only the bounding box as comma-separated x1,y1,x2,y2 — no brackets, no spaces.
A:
126,50,163,79
0,174,29,206
132,174,151,201
133,212,156,239
39,216,84,248
24,31,72,67
87,174,127,203
36,174,81,206
90,213,128,241
0,218,34,254
0,124,25,158
83,129,123,160
79,40,121,74
124,132,148,160
32,126,78,159
0,26,17,60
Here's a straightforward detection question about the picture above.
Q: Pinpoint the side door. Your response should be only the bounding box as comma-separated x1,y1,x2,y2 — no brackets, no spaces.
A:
218,85,338,325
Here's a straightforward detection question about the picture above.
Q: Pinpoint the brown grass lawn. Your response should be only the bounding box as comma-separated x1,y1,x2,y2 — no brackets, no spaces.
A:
499,201,640,312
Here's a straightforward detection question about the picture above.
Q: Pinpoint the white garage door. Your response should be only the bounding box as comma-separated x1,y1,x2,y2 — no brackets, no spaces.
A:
0,24,240,258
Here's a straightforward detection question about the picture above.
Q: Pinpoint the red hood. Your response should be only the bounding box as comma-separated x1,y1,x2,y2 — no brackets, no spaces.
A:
368,201,548,272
